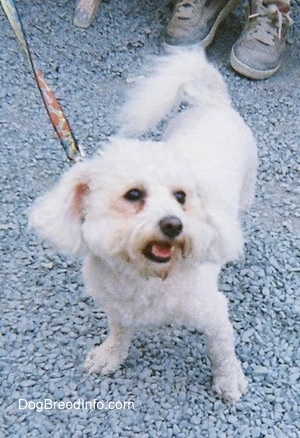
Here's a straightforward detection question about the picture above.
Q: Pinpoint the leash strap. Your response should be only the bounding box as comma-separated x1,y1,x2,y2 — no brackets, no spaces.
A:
1,0,84,162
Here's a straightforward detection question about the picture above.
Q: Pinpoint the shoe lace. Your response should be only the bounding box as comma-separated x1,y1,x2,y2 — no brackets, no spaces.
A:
248,1,293,41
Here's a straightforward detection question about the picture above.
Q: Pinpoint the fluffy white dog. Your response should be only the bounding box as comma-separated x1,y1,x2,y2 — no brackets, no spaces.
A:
29,47,257,403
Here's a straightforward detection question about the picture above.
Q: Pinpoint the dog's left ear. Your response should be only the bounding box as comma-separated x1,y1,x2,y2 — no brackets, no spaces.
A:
29,160,93,257
202,204,245,264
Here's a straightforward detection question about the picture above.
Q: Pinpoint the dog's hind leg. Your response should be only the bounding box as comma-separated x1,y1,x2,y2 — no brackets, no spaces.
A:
84,322,132,375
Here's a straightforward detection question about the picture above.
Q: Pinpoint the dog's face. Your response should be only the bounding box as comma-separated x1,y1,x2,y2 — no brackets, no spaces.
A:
30,138,217,278
80,139,215,278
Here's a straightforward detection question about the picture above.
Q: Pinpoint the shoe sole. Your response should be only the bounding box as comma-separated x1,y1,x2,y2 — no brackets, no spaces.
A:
201,0,240,48
230,48,281,80
165,0,239,47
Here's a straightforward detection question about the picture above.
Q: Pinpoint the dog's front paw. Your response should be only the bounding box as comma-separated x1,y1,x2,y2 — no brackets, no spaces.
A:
212,367,248,404
84,341,127,375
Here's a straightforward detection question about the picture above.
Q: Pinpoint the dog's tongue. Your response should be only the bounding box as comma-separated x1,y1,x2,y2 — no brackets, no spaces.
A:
152,243,173,259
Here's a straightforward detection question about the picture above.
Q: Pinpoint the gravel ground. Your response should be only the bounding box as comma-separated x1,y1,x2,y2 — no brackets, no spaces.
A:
1,0,299,437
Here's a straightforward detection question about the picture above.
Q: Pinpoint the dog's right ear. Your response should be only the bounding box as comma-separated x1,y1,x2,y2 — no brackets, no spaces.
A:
29,160,92,257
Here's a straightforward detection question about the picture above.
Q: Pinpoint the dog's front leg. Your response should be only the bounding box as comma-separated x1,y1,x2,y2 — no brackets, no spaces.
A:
201,294,248,403
84,321,132,375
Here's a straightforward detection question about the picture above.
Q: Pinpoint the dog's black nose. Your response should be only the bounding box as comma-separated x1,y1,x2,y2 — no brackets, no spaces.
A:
159,215,183,239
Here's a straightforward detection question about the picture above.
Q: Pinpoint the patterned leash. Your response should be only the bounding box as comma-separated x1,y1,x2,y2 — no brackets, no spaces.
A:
1,0,84,162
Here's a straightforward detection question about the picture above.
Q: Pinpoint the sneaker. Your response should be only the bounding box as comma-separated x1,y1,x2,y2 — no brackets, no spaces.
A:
165,0,239,47
230,0,293,79
74,0,102,28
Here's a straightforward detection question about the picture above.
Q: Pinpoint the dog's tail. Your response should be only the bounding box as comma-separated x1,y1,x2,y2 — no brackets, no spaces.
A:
119,46,231,137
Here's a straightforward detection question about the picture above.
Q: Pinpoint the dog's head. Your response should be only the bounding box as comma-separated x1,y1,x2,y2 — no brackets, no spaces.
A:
29,138,242,278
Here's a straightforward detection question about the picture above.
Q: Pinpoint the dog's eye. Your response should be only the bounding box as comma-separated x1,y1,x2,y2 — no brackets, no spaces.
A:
124,188,145,202
174,190,186,205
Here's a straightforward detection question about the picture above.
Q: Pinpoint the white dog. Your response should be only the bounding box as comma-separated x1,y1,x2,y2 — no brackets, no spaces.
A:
29,47,257,403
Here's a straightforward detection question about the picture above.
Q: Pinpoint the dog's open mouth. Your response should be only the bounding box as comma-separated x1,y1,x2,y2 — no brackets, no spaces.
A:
143,241,174,263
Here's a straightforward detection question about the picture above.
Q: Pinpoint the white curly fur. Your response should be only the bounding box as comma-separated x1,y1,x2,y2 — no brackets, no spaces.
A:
29,47,257,403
